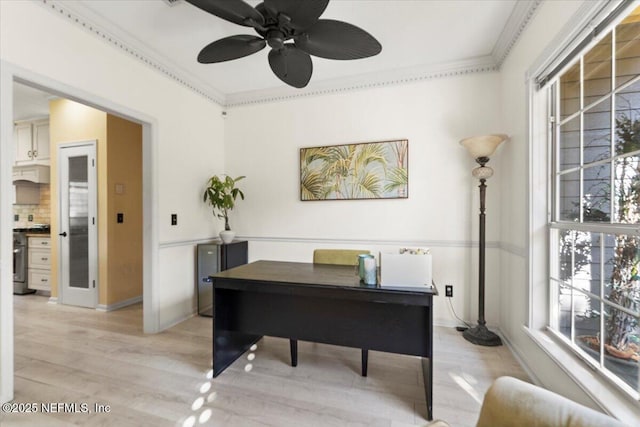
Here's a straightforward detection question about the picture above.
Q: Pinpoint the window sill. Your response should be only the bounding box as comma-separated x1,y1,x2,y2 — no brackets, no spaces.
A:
523,325,640,425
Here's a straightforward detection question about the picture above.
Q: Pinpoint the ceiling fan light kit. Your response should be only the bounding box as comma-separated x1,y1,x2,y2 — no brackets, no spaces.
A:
186,0,382,88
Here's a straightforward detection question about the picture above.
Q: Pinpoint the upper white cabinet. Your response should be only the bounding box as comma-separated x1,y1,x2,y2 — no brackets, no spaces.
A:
14,119,50,165
14,123,32,163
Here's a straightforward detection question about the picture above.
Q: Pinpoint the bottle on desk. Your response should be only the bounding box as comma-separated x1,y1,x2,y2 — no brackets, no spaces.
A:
363,256,377,285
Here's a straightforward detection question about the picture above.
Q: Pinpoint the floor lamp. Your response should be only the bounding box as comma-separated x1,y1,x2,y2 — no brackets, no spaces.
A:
459,134,507,347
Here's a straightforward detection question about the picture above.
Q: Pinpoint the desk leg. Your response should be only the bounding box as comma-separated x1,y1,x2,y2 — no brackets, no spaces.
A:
290,339,298,367
361,349,368,377
421,357,433,421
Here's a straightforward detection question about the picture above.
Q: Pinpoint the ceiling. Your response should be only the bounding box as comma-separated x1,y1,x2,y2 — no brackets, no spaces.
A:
13,82,57,122
15,0,537,114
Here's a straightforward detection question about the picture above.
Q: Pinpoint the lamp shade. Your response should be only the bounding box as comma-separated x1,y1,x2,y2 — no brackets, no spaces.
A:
459,134,508,159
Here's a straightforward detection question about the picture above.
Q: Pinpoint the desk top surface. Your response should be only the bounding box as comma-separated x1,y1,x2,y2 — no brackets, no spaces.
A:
212,260,437,296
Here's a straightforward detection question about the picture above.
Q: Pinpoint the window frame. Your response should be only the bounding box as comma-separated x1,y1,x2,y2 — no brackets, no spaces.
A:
534,0,640,402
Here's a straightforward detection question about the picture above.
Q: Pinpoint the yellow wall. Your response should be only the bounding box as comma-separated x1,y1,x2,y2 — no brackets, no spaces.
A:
106,114,142,304
48,99,142,307
49,99,106,301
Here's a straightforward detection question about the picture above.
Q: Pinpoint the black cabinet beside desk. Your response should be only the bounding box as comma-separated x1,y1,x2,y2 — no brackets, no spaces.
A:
196,240,247,316
210,260,437,420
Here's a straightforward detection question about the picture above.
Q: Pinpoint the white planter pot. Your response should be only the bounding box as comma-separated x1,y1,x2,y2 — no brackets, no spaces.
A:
219,230,235,244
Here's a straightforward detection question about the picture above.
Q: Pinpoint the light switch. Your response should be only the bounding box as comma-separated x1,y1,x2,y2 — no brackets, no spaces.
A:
117,213,124,223
171,214,177,226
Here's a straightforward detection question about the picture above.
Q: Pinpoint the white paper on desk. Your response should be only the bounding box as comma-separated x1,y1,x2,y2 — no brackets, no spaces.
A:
380,250,432,288
398,247,431,255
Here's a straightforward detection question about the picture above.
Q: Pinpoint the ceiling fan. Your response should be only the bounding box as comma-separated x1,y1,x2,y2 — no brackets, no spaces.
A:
185,0,382,88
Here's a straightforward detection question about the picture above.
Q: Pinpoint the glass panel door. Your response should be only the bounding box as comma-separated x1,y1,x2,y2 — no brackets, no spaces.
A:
59,142,97,308
68,155,89,289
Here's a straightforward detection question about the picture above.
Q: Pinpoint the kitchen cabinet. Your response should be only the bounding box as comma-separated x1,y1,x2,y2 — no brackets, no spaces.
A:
28,236,51,291
12,165,50,184
14,119,50,165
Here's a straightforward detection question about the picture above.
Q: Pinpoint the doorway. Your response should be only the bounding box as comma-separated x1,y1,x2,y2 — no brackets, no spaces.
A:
1,67,159,405
58,141,98,308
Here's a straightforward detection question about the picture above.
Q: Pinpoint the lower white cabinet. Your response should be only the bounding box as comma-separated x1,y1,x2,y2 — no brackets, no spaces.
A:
28,236,51,291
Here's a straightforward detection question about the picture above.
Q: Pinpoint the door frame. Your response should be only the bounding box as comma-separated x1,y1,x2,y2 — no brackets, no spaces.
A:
0,61,160,404
57,141,99,308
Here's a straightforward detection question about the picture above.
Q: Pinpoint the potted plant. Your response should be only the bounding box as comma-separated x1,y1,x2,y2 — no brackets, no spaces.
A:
203,174,245,243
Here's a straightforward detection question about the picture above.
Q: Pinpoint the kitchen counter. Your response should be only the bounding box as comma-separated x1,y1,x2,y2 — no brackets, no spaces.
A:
25,232,51,237
13,225,50,235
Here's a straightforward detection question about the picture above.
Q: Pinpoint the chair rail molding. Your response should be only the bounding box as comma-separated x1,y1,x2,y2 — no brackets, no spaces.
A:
238,235,500,249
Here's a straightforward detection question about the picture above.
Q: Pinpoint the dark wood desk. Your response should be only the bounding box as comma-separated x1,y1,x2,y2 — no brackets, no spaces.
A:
211,260,437,420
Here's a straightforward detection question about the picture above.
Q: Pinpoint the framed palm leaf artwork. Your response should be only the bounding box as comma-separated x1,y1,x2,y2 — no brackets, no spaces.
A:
300,139,408,201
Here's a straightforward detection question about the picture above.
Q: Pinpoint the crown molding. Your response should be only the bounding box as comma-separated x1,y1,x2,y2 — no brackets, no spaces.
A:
39,0,226,105
492,0,543,67
225,56,499,108
39,0,539,108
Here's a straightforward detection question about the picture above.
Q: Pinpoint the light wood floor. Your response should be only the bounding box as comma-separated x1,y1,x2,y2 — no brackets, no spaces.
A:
2,294,528,427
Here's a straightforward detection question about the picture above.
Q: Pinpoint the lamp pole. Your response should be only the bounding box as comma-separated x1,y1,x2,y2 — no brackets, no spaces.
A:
459,134,507,346
463,156,502,346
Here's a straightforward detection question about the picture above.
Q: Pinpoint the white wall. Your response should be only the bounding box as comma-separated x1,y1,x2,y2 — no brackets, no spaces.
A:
499,0,640,423
4,0,633,421
0,0,224,403
225,75,504,326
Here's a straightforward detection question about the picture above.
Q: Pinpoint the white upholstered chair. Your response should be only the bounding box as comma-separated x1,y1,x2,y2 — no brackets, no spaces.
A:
427,376,629,427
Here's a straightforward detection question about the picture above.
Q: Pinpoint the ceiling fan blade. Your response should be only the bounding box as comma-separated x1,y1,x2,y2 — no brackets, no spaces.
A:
186,0,264,27
198,35,266,63
263,0,329,30
268,45,313,88
295,19,382,60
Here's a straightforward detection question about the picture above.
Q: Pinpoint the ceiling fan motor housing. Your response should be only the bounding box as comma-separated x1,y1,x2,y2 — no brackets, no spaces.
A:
266,29,286,50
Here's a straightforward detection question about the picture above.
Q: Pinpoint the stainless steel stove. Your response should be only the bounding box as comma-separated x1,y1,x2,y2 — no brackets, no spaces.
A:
13,231,34,294
13,225,49,294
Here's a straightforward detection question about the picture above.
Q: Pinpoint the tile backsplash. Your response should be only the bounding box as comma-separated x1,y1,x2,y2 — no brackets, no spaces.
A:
13,184,51,227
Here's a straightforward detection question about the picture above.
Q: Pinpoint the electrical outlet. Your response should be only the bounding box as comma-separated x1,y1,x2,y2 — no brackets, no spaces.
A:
445,285,453,298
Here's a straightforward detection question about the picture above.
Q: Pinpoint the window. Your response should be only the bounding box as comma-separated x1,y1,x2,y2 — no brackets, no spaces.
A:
548,5,640,398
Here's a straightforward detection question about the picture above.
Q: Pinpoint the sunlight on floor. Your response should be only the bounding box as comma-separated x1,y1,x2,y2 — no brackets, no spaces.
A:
181,343,259,426
244,343,258,372
449,372,483,404
181,368,216,426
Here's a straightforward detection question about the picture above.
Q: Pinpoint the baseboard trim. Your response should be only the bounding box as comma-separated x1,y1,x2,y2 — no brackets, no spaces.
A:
496,326,543,386
434,318,464,329
96,295,142,312
159,311,197,332
47,297,58,304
